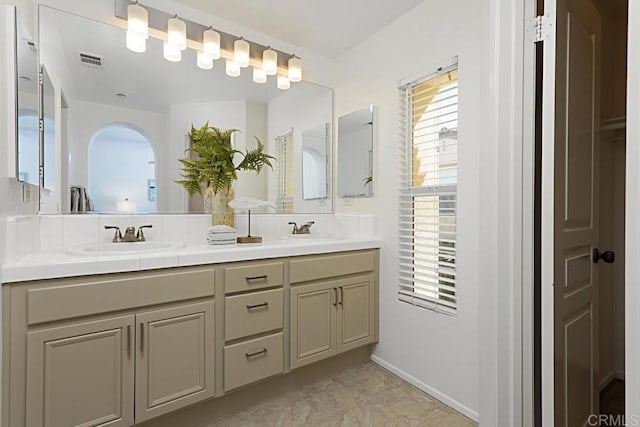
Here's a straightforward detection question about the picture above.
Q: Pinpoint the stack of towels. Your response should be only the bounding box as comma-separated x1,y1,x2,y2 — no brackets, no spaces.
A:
207,225,237,245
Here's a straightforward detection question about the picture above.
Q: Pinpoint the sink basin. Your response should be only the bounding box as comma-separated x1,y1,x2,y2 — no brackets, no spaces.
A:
279,233,343,242
67,241,184,256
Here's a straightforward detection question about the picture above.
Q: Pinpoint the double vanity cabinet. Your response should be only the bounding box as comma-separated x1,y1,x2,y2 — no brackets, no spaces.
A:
2,249,379,427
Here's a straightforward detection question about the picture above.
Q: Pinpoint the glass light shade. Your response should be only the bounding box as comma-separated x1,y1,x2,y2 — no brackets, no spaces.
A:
167,17,187,50
288,56,302,82
226,59,240,77
234,38,250,68
163,41,181,62
277,75,290,90
262,48,277,75
203,29,220,59
197,51,213,70
127,3,148,38
253,67,267,84
126,31,146,53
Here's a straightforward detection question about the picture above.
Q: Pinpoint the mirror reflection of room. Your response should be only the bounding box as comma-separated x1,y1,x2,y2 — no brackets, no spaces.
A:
337,106,374,198
36,5,333,214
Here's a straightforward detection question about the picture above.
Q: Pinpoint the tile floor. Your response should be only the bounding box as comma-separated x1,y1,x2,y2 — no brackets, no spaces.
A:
207,362,477,427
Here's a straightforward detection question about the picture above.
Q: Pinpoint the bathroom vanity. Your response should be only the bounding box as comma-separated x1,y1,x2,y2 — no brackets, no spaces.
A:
2,246,379,427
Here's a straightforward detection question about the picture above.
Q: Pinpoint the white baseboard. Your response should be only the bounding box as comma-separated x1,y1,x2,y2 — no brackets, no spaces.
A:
370,355,479,422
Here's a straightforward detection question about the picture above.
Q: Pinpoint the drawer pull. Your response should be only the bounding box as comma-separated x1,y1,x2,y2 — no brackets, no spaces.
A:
246,302,269,310
245,348,268,359
245,274,268,282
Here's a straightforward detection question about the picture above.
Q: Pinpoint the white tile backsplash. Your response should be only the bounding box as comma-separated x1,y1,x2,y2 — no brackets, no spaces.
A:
62,215,100,248
161,215,189,242
40,215,63,252
4,213,378,265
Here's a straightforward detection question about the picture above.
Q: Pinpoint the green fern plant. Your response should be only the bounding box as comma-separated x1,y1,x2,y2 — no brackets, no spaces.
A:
175,123,275,196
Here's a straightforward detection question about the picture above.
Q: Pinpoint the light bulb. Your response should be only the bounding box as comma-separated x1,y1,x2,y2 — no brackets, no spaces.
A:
163,41,181,62
288,56,302,82
203,29,220,59
167,16,187,50
234,38,250,68
277,75,290,90
126,30,146,53
226,59,240,77
127,2,148,38
197,51,213,70
262,48,277,76
253,67,267,84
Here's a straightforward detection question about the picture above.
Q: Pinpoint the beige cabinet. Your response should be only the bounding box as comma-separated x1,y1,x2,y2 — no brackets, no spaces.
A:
26,315,135,427
290,281,338,369
290,274,374,369
337,274,375,353
135,300,215,422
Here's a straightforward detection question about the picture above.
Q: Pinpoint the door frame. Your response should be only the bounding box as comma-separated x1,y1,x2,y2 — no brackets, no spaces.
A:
483,0,538,425
625,0,640,417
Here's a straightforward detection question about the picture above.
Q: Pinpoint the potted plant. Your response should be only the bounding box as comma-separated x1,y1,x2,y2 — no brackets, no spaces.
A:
176,122,274,226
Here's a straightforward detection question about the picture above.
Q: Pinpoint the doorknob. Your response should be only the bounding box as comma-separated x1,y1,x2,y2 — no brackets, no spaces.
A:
593,248,615,264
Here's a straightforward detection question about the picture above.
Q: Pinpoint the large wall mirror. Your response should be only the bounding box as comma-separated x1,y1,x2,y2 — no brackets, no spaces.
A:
16,13,39,187
37,4,333,214
337,106,374,198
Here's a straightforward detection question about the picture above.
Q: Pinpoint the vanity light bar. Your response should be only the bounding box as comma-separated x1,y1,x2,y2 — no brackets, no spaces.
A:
115,0,302,86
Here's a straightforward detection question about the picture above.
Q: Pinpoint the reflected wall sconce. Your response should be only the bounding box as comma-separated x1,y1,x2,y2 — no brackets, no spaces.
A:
118,0,302,89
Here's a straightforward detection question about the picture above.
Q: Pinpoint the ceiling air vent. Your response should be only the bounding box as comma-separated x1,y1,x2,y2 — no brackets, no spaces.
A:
78,52,104,69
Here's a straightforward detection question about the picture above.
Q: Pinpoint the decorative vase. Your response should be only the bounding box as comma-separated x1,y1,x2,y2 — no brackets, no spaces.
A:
205,186,235,227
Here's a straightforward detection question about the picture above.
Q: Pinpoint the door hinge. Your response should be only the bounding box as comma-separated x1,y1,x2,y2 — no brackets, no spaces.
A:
527,14,553,43
38,119,44,132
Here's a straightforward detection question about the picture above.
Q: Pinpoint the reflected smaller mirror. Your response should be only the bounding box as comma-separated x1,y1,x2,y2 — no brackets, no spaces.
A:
16,14,39,186
337,106,374,198
41,66,56,191
302,123,329,200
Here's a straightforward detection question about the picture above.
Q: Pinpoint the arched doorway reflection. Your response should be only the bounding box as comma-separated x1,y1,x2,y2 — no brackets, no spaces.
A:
88,123,156,212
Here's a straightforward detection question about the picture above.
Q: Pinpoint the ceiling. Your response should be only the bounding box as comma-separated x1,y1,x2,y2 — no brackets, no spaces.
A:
172,0,424,58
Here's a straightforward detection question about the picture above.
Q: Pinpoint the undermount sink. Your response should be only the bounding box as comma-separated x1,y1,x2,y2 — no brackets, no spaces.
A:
67,241,184,256
278,233,343,242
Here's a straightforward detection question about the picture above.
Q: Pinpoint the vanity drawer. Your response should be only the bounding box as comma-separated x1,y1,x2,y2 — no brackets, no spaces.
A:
225,288,283,341
289,251,375,284
224,332,284,391
26,267,215,325
224,261,284,294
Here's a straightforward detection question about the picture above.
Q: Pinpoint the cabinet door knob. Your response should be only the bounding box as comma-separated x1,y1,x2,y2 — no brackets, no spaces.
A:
593,248,615,264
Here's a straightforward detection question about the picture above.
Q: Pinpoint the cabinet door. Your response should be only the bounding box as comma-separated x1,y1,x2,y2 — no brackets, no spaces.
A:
135,300,214,423
337,274,375,353
290,281,337,369
26,316,135,427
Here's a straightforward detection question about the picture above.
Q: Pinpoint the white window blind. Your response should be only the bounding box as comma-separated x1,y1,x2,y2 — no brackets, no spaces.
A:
275,131,294,213
398,60,459,316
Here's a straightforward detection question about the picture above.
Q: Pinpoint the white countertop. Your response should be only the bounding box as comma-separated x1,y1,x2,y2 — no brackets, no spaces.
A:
2,238,381,283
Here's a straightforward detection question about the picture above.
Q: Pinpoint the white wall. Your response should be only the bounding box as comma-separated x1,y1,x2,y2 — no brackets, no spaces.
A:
334,0,490,419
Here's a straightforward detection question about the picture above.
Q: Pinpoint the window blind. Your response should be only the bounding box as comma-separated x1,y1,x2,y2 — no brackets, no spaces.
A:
275,131,294,213
398,60,459,316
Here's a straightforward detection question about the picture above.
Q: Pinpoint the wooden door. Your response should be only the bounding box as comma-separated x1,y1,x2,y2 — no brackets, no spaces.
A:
337,274,375,353
290,281,337,369
550,0,602,424
26,316,135,427
135,300,215,423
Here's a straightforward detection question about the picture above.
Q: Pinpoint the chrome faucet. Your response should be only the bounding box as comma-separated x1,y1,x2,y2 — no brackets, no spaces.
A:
288,221,315,235
104,225,153,243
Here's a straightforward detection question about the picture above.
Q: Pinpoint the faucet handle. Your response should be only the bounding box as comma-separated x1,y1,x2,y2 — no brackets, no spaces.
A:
104,226,122,243
136,225,153,241
304,221,315,226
